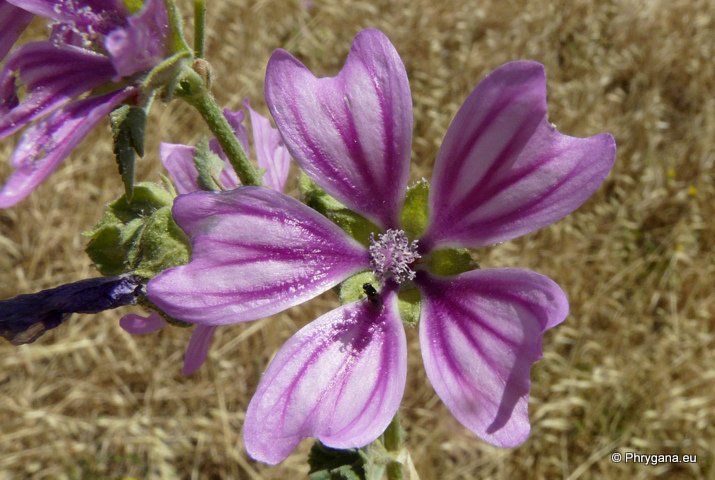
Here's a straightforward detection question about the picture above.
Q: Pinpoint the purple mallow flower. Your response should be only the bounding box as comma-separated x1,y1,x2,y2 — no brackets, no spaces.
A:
0,0,171,208
147,29,615,463
120,102,291,375
0,275,142,345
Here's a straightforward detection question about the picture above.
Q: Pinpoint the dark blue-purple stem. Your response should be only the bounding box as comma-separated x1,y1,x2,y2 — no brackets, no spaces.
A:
0,275,143,345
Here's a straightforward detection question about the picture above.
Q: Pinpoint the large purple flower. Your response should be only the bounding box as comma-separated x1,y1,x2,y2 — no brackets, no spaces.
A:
0,0,171,208
121,102,292,375
147,29,615,463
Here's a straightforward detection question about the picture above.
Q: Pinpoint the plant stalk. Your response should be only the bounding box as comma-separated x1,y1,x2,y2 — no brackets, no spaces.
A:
193,0,206,58
178,69,261,186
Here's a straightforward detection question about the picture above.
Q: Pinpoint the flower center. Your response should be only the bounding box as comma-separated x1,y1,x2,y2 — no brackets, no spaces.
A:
368,229,420,284
50,1,122,50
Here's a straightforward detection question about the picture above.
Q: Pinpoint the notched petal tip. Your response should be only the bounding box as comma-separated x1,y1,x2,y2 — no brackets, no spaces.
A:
265,29,412,230
424,59,615,250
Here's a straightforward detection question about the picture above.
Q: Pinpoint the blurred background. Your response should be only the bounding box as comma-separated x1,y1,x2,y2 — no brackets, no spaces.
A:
1,0,713,478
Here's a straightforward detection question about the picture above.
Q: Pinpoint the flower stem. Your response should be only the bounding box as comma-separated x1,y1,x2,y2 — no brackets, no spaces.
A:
193,0,206,58
383,412,404,452
164,0,193,54
177,69,262,186
384,413,405,480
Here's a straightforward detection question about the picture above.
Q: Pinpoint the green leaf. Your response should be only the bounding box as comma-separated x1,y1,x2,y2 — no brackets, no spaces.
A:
299,173,380,246
110,104,148,200
308,442,365,480
85,182,190,279
193,138,225,190
425,248,480,277
400,179,429,240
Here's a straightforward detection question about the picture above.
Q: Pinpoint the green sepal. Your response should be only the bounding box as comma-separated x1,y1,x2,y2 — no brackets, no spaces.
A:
425,248,480,277
85,182,190,279
110,104,148,200
400,179,429,240
122,0,143,13
397,288,421,326
308,442,364,480
338,271,377,305
299,173,380,246
308,441,392,480
360,441,391,480
193,138,225,190
142,51,192,101
136,296,192,328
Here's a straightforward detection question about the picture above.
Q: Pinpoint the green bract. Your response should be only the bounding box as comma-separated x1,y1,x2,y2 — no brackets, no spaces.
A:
122,0,144,14
425,248,480,277
193,138,226,191
300,173,380,247
110,104,148,199
84,182,190,279
400,179,429,240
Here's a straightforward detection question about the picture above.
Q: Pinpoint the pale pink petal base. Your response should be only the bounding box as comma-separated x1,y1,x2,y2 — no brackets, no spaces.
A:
244,290,406,464
417,268,568,447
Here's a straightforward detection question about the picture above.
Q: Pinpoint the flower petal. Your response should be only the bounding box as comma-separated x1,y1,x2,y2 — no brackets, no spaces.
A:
182,325,217,376
104,0,168,77
265,28,412,229
0,87,134,208
244,289,406,464
417,268,568,447
119,312,165,335
161,109,245,194
0,1,33,63
244,99,291,192
422,61,616,250
6,0,127,26
0,42,116,139
159,143,200,194
147,187,369,325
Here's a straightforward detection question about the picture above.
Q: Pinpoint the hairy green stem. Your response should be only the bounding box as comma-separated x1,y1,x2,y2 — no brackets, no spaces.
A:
193,0,206,58
178,69,261,186
384,413,405,480
163,0,193,54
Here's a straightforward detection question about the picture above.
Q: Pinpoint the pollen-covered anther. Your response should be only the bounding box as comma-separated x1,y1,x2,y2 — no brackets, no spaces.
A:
369,229,420,283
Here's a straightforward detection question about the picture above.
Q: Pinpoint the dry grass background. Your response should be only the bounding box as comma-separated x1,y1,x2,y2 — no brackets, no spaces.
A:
1,0,714,478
